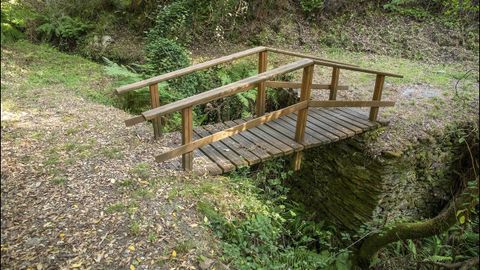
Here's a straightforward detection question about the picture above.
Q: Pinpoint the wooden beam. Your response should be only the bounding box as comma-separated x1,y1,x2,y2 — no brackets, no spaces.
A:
292,65,314,171
155,101,309,163
309,100,394,108
265,81,349,90
149,84,162,139
369,75,386,121
313,60,403,78
116,46,267,94
265,47,359,67
142,59,314,121
256,51,268,116
125,115,146,127
329,67,340,100
182,106,193,171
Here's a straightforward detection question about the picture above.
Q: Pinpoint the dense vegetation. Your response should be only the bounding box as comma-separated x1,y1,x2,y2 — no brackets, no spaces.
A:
1,0,479,269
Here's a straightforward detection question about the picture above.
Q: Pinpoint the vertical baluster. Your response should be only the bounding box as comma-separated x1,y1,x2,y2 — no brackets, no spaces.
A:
256,51,268,116
369,74,385,121
182,106,193,171
329,67,340,100
149,83,162,139
292,64,314,171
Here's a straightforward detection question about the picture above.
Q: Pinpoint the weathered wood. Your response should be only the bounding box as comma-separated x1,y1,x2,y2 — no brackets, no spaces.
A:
329,67,340,100
265,81,349,90
149,84,162,139
142,59,314,121
116,46,267,94
309,100,395,108
313,60,403,78
256,51,268,116
304,110,350,138
266,47,359,67
223,120,284,158
193,133,235,173
369,75,386,121
125,115,145,127
277,115,331,143
154,101,308,162
312,109,363,135
194,127,248,168
293,65,314,170
181,106,193,171
204,123,266,164
286,113,341,141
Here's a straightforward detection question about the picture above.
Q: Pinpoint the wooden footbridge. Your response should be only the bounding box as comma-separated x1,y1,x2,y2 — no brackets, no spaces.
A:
116,47,402,174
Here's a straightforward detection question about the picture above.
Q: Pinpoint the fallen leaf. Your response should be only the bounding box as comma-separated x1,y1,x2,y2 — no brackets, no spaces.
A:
130,265,135,270
128,244,135,251
171,250,177,258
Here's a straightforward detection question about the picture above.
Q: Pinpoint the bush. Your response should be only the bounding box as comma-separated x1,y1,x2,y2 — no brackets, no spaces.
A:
300,0,324,13
36,15,91,50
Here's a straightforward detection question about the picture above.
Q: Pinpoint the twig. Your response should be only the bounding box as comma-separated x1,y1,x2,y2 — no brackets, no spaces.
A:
454,69,473,97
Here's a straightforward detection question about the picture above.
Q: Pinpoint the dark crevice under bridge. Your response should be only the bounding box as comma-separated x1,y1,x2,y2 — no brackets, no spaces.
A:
116,47,402,175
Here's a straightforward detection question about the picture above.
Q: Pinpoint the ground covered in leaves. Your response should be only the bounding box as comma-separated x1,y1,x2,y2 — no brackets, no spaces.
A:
1,41,479,269
0,41,238,269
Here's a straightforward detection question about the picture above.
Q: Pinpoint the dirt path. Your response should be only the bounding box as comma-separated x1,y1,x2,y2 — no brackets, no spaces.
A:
1,45,219,269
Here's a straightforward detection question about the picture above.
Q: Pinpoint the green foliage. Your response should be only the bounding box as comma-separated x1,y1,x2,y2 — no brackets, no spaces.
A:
300,0,324,13
36,15,91,50
197,161,354,269
149,0,190,41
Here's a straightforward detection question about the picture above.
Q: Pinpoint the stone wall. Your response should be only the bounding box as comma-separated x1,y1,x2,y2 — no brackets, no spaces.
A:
288,131,465,231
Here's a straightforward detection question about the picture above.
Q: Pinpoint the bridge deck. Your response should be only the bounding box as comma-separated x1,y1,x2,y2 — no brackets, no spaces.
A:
192,107,379,175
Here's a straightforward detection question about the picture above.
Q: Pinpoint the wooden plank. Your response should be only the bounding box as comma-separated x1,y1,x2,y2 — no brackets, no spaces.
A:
369,75,386,121
202,124,261,166
311,109,363,135
194,127,248,168
265,47,359,67
181,106,193,171
193,150,223,175
293,65,314,170
254,122,304,151
338,108,370,120
125,115,145,127
116,46,267,94
265,81,349,90
231,119,295,155
193,133,235,173
264,119,323,149
335,108,378,127
149,84,162,139
142,59,314,121
154,101,308,162
225,119,283,160
276,115,332,142
305,110,352,138
313,60,403,78
256,51,267,116
321,109,370,130
214,122,271,161
329,67,340,100
309,100,395,108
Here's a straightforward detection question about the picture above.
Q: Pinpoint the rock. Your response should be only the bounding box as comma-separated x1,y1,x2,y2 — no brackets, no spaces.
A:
25,237,42,247
101,35,114,48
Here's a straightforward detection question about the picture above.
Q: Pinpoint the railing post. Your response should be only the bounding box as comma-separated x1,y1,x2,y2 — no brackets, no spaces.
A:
149,83,162,139
329,67,340,100
255,51,268,116
292,64,314,171
182,106,193,171
369,74,385,121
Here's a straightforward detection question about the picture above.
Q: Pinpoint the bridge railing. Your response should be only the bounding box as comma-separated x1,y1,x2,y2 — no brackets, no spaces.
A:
115,47,403,171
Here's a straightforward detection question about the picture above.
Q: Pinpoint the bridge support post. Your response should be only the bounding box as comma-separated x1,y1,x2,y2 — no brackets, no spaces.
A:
182,106,193,171
149,83,162,139
329,67,340,100
369,75,385,121
292,64,314,171
256,51,268,116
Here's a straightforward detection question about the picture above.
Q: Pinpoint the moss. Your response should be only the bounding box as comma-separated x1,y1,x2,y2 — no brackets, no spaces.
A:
288,127,464,231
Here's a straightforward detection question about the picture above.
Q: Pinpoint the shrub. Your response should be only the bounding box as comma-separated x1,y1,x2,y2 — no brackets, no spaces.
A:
36,15,91,50
300,0,324,13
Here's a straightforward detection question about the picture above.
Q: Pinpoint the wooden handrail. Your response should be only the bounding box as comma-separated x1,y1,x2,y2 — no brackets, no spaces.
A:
265,81,349,90
155,100,309,163
309,100,395,107
116,46,267,94
266,47,359,67
138,59,314,121
313,60,403,78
